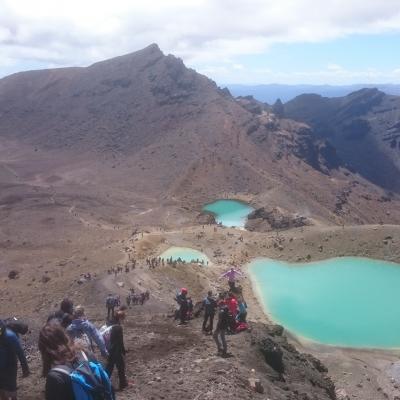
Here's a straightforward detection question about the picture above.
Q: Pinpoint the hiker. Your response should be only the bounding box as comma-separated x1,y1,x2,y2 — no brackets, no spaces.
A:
237,297,248,323
226,292,238,318
213,304,230,357
187,297,194,319
66,305,108,358
106,294,120,320
200,291,217,334
220,267,243,290
0,320,30,400
38,323,114,400
175,288,189,325
226,293,239,333
4,318,28,338
126,294,131,308
47,298,74,328
104,311,130,391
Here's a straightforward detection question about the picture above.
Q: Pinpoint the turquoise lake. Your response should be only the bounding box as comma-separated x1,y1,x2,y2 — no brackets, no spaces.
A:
160,247,210,264
203,200,254,228
249,257,400,348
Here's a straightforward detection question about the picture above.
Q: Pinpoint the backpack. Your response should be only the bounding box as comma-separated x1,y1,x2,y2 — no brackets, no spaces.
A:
5,318,29,336
52,352,114,400
106,297,114,308
99,325,114,351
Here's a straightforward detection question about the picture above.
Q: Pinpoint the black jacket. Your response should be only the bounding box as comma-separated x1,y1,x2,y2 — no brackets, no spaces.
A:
202,297,217,315
216,306,230,330
109,324,126,356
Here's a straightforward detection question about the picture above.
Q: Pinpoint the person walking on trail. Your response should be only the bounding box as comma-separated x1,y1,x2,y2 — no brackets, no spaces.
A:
38,323,114,400
106,294,120,320
0,320,30,400
213,304,230,357
47,298,74,328
200,291,217,334
66,306,108,358
105,311,131,391
175,288,189,325
220,267,243,290
126,294,131,308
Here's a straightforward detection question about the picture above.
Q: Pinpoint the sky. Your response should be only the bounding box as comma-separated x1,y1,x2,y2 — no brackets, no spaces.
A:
1,0,400,85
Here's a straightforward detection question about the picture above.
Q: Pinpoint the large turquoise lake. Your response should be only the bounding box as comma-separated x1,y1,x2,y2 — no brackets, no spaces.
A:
249,257,400,348
203,200,254,228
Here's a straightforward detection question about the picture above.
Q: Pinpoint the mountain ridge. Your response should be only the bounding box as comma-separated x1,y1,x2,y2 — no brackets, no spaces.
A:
285,88,400,192
0,44,399,226
227,83,400,103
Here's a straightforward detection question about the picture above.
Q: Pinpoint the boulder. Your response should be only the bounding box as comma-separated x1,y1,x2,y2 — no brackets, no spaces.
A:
335,388,350,400
8,270,19,279
259,337,284,374
196,212,216,225
246,207,310,232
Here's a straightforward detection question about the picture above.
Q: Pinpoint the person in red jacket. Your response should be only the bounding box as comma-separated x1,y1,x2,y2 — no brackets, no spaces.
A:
226,293,238,318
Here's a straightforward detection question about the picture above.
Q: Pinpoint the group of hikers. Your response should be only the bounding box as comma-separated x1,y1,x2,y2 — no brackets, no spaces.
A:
174,267,248,357
1,296,132,400
147,256,209,269
0,266,246,399
126,290,150,307
107,264,134,276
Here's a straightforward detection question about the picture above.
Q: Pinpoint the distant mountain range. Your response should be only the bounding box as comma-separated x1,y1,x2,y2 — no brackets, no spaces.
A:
226,84,400,103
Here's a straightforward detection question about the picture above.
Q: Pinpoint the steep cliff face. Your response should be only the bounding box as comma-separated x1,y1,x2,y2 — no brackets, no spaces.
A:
236,95,342,174
285,89,400,192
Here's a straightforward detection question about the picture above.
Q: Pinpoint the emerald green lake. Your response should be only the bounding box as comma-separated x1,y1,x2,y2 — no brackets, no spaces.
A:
203,200,254,228
160,247,209,265
249,257,400,348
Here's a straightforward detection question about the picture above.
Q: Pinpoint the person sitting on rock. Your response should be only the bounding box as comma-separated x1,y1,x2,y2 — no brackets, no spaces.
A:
236,297,248,323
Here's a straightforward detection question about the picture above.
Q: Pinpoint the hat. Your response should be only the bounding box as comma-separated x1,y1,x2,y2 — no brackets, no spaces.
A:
181,288,188,294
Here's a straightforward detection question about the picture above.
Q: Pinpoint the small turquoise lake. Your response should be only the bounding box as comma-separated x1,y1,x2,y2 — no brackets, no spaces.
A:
203,200,254,228
160,247,210,264
249,257,400,348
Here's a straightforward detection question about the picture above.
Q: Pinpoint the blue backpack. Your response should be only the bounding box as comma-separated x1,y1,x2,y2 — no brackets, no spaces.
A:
52,352,114,400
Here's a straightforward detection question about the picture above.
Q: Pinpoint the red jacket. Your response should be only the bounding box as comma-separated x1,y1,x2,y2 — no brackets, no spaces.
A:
227,297,238,316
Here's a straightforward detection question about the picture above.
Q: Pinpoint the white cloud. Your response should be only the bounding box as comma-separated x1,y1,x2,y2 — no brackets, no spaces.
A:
0,0,400,81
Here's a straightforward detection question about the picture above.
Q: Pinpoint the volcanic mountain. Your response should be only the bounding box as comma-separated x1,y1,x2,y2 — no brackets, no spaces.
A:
0,44,399,227
284,88,400,193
